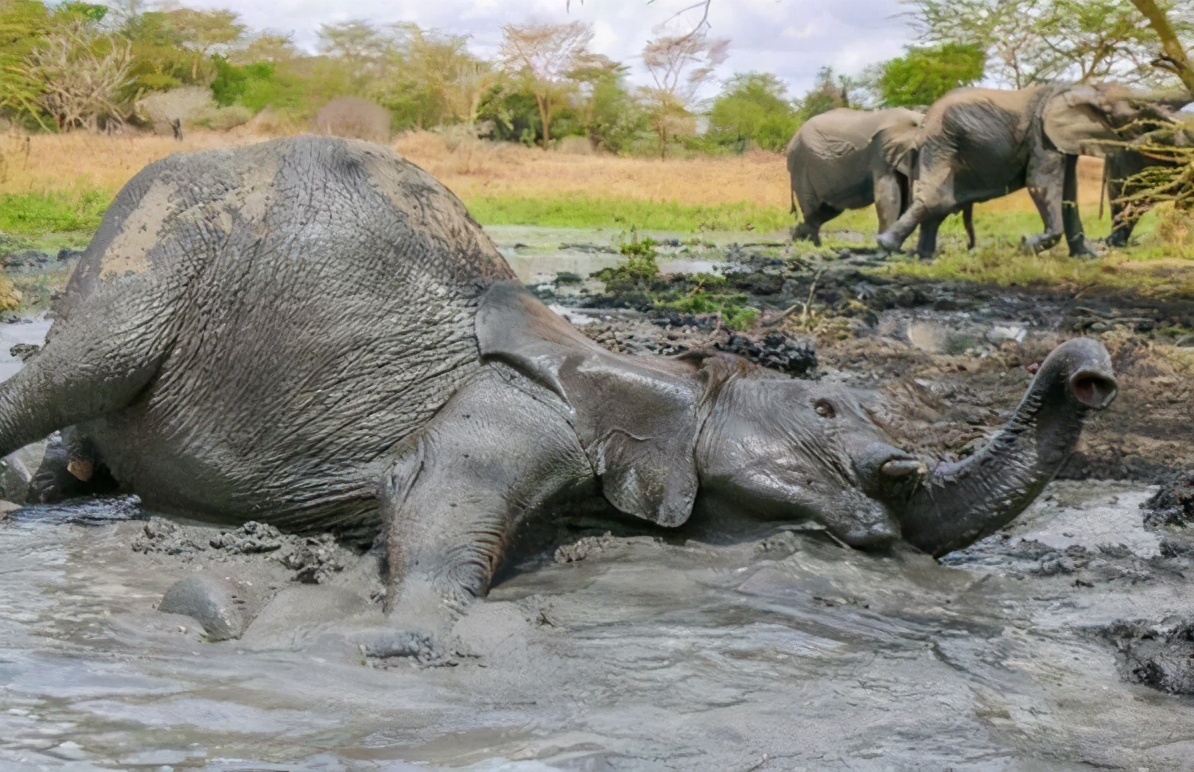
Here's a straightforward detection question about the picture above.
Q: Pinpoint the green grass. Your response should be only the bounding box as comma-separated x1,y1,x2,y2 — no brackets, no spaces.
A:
878,204,1194,296
466,193,793,233
0,190,108,236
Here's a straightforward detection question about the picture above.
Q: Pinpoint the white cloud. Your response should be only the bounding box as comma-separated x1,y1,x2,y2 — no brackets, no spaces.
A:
176,0,915,99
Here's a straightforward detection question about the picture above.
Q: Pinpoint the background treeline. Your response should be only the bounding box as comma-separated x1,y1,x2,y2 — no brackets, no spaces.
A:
0,0,1191,157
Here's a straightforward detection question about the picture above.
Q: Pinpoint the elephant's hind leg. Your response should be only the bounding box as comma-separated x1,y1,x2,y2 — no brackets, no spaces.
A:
0,282,174,460
793,204,841,246
1022,152,1093,256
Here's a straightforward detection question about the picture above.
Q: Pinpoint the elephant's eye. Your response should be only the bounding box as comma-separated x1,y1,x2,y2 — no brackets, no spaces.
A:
814,399,836,419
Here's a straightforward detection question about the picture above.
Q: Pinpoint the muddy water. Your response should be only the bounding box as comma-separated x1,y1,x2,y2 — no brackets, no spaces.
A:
3,480,1193,769
2,260,1194,768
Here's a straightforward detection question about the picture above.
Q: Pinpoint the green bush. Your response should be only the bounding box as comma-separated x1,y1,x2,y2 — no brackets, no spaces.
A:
0,190,108,235
195,104,254,130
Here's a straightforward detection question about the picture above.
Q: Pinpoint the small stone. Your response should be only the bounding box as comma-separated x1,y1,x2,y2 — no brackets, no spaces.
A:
158,575,246,641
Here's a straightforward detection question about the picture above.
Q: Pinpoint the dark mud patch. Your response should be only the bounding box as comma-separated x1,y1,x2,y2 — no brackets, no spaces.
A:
716,331,817,376
578,316,818,376
1143,473,1194,529
1,248,83,274
5,494,144,526
1103,618,1194,695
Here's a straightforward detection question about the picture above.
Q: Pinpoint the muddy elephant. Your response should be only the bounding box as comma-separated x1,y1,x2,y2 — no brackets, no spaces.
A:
786,108,975,251
876,83,1175,260
0,137,1118,655
1103,120,1193,247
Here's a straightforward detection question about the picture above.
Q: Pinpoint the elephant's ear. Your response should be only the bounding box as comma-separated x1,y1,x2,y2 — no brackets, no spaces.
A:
1043,86,1117,157
476,283,701,527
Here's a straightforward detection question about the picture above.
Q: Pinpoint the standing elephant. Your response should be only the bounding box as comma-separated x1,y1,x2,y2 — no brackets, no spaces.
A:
0,137,1118,655
786,108,976,250
876,83,1176,260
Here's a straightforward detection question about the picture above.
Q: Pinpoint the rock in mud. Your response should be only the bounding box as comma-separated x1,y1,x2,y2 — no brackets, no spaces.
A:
132,516,208,557
209,520,285,553
0,440,49,503
1142,474,1194,529
554,531,616,564
1103,618,1194,695
715,332,817,377
157,574,248,641
9,343,40,361
278,533,346,584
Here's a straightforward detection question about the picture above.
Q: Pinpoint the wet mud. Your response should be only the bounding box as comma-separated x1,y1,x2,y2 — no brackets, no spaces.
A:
2,228,1194,768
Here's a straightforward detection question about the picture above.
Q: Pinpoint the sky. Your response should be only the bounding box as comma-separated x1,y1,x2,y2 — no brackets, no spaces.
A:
176,0,918,101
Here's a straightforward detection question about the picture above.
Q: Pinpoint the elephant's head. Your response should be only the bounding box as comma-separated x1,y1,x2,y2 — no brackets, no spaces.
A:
692,358,917,548
1043,83,1179,157
477,285,1117,557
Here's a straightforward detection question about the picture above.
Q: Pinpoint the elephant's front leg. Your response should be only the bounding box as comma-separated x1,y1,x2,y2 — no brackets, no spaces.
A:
362,371,591,661
1060,154,1096,257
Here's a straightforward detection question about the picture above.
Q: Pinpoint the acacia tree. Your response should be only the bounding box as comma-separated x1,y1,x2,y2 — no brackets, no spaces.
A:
904,0,1194,86
876,43,985,107
316,19,393,91
1130,0,1194,92
230,32,297,65
499,20,593,148
640,28,728,156
166,8,246,81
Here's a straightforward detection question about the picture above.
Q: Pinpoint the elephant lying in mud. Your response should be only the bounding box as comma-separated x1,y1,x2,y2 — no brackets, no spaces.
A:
785,107,975,251
0,136,1119,655
877,83,1176,260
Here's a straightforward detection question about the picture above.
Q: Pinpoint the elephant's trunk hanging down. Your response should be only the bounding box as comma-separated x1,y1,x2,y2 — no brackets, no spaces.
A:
897,338,1117,557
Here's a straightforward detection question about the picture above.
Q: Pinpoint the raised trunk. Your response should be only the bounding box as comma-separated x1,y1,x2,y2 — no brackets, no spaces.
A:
898,338,1117,558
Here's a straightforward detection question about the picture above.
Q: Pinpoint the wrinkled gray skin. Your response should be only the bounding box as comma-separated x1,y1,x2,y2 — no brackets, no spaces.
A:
0,136,1119,656
877,83,1176,260
785,108,975,251
1103,120,1193,247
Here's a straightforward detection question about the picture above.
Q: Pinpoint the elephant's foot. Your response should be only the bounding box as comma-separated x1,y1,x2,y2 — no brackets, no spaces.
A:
1068,238,1099,259
1019,233,1062,255
1104,232,1130,249
876,231,903,254
791,223,816,244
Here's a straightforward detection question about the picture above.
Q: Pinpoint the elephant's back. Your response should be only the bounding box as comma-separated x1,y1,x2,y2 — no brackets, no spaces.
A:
83,137,516,536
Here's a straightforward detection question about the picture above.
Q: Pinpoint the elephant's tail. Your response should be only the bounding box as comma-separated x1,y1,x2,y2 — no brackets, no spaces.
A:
790,187,797,215
1098,159,1108,220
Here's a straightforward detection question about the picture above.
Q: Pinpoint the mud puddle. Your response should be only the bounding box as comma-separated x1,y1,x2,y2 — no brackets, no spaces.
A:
3,480,1194,769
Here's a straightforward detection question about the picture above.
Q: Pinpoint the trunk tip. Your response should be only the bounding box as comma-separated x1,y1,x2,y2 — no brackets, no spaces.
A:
1069,370,1118,410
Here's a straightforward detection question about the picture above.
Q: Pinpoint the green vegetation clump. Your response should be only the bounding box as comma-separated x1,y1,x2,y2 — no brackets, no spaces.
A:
592,238,761,330
0,191,107,235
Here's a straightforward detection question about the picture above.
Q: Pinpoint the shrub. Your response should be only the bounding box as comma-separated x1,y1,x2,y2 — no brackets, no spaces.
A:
245,107,301,136
311,96,391,143
195,104,254,131
133,86,214,134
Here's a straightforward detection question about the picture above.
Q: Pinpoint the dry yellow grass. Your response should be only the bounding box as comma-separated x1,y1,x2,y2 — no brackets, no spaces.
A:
1,128,1101,214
